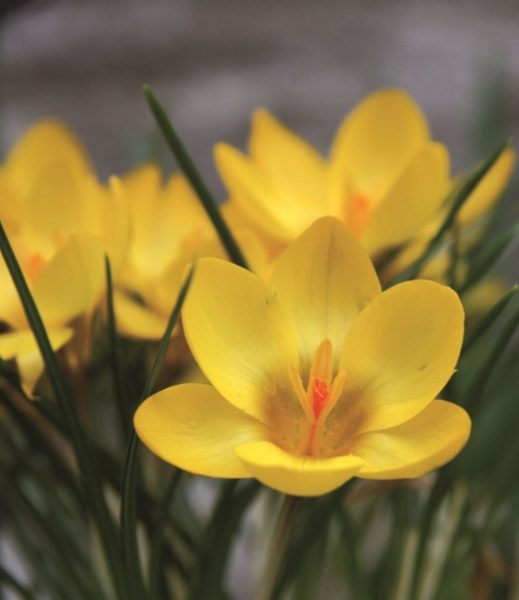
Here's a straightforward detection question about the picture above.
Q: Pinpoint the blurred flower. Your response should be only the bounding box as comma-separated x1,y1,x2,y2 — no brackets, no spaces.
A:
113,164,267,340
135,217,470,496
384,146,515,289
0,120,128,391
215,89,449,258
215,89,515,265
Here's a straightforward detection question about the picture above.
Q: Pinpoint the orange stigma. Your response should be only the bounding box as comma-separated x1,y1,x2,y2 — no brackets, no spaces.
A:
289,339,347,455
312,378,329,420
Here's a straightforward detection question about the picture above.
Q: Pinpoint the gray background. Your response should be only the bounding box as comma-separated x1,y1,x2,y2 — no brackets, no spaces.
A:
0,0,517,238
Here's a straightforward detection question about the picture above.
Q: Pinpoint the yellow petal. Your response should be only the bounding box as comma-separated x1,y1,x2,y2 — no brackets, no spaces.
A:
362,142,450,254
458,146,516,226
269,217,381,376
114,291,168,340
6,120,92,198
32,233,105,327
0,258,27,328
91,177,130,273
182,257,299,423
0,328,73,395
353,400,471,479
249,109,326,204
0,170,24,234
0,327,72,359
329,88,429,204
235,440,364,496
134,383,265,478
338,280,464,432
21,163,86,254
120,168,211,277
121,162,161,200
215,143,319,241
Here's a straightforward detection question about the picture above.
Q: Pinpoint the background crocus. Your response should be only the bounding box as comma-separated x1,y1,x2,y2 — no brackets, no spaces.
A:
0,121,128,391
135,217,471,496
215,89,515,264
114,163,267,340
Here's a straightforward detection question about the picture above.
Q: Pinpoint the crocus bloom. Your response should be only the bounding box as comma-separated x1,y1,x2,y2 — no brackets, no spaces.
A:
0,120,128,391
114,163,266,340
215,88,515,261
135,218,470,496
385,145,515,284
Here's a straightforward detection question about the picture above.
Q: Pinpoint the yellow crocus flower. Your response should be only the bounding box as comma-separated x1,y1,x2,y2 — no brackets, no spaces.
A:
114,163,266,340
135,217,470,497
0,120,128,391
215,88,515,261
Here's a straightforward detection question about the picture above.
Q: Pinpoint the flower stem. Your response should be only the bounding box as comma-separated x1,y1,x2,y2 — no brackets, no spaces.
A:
258,495,300,600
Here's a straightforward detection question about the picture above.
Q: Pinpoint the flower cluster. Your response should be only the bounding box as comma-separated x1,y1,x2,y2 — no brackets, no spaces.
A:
0,89,515,496
1,85,518,600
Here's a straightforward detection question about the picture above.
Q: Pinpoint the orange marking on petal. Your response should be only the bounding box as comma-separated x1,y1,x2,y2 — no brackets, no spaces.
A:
347,193,373,238
25,253,45,282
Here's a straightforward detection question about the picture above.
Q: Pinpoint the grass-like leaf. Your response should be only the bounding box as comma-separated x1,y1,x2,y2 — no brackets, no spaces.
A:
462,284,518,354
390,140,510,284
0,562,34,600
459,223,519,294
189,480,260,600
273,481,355,597
143,84,250,270
120,265,195,600
0,222,125,599
464,297,519,413
105,256,131,439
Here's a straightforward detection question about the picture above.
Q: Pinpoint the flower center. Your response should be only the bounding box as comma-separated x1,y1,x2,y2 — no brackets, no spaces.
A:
346,192,373,238
290,339,346,456
24,252,45,283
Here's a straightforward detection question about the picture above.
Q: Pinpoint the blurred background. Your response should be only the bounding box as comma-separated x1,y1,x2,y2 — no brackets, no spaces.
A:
0,0,517,247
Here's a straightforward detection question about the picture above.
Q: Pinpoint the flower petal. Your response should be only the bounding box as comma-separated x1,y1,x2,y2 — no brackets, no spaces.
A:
134,384,265,478
182,257,299,423
21,164,88,255
329,88,429,205
362,142,450,254
458,146,516,226
0,327,72,360
6,120,92,197
215,143,321,241
0,327,73,395
235,440,364,496
114,291,168,340
353,400,471,479
215,143,291,240
269,217,381,376
338,280,464,432
32,233,105,327
249,109,326,204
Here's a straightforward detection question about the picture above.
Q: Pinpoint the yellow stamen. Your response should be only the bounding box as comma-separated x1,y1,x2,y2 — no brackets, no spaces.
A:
289,365,313,421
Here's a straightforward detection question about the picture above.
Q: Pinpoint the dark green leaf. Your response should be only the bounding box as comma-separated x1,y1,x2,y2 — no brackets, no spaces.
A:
120,265,195,600
143,85,249,270
0,222,125,599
